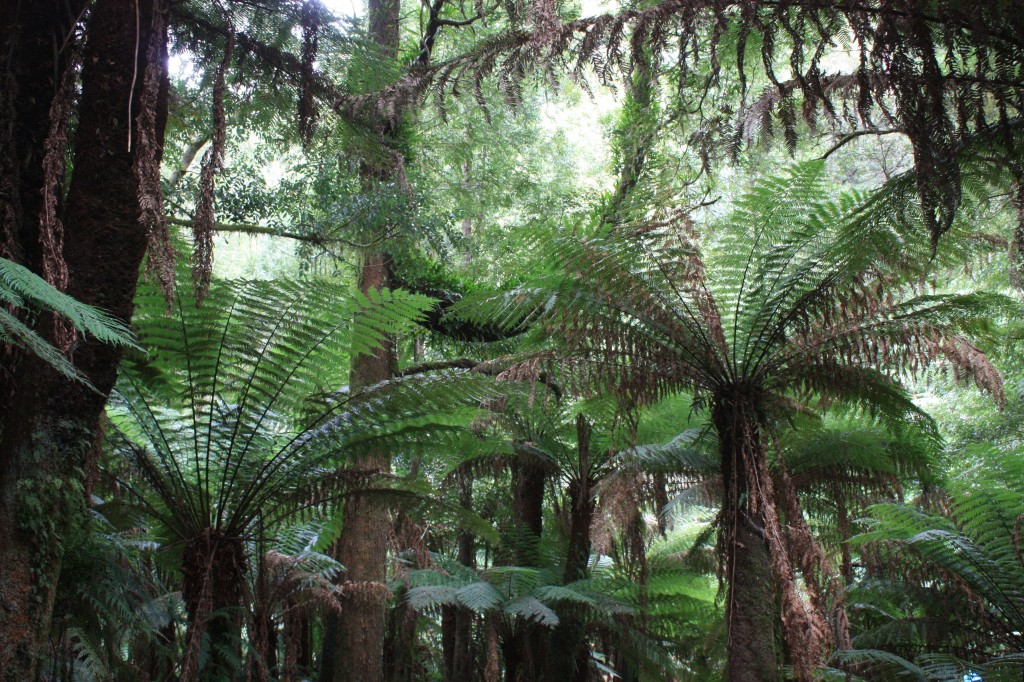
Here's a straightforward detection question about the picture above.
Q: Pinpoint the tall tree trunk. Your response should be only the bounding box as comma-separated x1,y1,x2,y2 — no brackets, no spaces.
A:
505,451,547,679
0,1,166,677
324,253,397,682
325,0,401,674
713,396,782,682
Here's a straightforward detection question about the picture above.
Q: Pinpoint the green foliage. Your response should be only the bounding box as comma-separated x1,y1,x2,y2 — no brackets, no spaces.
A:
105,272,498,675
34,1,1024,679
44,509,175,681
110,274,493,538
455,160,1009,421
0,257,136,387
848,446,1024,680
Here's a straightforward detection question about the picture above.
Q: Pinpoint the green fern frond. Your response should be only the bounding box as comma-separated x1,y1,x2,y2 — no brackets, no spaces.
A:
0,257,137,386
0,257,136,346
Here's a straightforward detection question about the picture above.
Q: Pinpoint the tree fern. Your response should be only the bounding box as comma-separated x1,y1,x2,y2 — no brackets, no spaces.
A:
108,274,494,679
451,160,1011,679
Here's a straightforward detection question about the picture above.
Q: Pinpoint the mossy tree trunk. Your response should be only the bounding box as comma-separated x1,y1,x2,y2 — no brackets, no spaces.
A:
0,1,167,678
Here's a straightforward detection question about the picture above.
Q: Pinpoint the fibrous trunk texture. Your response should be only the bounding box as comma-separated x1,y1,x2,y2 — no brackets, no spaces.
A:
545,414,596,682
0,0,166,677
180,532,247,681
512,454,546,565
502,453,547,681
713,393,782,682
442,472,475,680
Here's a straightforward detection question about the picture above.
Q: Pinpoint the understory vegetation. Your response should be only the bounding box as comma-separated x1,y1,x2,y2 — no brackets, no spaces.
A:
4,1,1024,681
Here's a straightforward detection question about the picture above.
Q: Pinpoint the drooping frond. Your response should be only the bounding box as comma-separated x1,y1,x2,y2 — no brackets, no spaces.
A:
0,256,137,386
454,160,1008,414
850,447,1024,676
338,2,1024,246
614,428,717,479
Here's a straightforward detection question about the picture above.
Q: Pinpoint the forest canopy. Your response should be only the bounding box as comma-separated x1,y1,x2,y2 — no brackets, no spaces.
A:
2,0,1024,680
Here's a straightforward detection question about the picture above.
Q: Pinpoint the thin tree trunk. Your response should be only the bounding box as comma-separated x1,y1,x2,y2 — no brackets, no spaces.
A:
835,484,854,586
653,472,670,536
166,134,209,193
443,472,476,681
461,159,474,266
546,415,596,682
0,1,166,677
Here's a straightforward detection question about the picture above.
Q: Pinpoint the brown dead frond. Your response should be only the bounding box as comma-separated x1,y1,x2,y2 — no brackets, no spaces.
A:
191,20,234,303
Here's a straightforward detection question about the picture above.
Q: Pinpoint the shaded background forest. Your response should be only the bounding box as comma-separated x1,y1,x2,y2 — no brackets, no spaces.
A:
3,0,1024,680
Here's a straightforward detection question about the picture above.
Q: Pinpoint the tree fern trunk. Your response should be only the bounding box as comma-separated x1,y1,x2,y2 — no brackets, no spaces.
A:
504,453,547,680
713,395,782,682
545,415,596,682
511,453,546,565
180,532,247,681
384,588,419,682
443,472,476,681
0,1,166,677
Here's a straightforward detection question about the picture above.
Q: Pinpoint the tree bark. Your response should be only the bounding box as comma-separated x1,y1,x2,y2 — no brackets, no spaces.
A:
545,414,596,682
0,1,166,677
324,254,396,682
322,0,401,673
713,395,782,682
443,472,476,681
